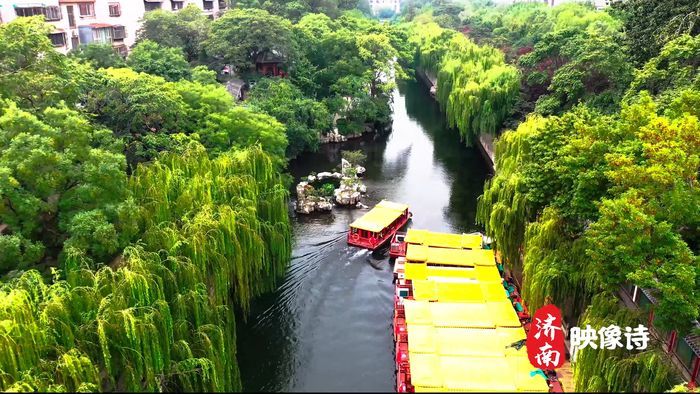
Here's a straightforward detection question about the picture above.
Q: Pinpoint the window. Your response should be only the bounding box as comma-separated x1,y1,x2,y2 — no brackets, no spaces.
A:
203,0,214,11
218,0,227,9
79,3,95,17
674,338,695,370
15,7,44,17
109,3,121,17
171,1,184,11
49,32,66,47
144,1,162,11
44,6,62,21
93,28,113,44
112,26,126,40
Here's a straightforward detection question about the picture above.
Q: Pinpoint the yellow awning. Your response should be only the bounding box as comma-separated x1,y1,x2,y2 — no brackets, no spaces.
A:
409,352,549,392
376,200,409,212
408,326,527,357
490,299,524,328
404,300,494,328
404,300,521,328
410,354,517,392
405,263,502,283
405,229,483,249
406,244,496,267
411,279,508,303
349,200,407,233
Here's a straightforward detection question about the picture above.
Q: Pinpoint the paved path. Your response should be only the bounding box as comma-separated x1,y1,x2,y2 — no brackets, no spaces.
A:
557,360,576,392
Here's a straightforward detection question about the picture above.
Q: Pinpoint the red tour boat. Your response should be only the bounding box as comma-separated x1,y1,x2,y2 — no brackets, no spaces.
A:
348,200,411,250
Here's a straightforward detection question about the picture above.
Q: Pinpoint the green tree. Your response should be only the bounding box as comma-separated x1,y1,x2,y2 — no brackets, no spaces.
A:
522,23,633,115
199,107,288,166
0,102,132,269
0,17,82,110
70,43,126,69
205,8,295,73
127,40,192,82
84,68,186,137
247,78,331,158
409,19,520,145
137,4,210,62
191,65,218,85
611,0,700,64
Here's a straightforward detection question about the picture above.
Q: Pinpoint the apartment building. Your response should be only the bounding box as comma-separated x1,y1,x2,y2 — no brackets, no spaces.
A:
0,0,228,55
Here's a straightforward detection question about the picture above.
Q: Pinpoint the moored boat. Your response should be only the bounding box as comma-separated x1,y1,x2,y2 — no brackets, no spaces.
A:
348,200,411,250
390,229,485,259
392,228,564,393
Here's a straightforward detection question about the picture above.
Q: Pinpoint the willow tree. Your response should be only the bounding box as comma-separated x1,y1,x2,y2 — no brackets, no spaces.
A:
0,144,291,392
477,87,698,394
573,294,679,392
408,20,520,145
477,115,546,268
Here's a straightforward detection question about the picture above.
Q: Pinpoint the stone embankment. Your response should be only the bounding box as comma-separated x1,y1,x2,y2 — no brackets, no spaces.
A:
416,67,495,170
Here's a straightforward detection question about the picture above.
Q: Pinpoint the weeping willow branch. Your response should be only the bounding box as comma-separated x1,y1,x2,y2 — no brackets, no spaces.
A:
573,294,680,393
0,143,291,392
409,21,520,146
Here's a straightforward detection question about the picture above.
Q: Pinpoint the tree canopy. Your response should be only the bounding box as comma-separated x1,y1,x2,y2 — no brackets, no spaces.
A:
205,8,295,73
127,40,192,82
0,14,293,392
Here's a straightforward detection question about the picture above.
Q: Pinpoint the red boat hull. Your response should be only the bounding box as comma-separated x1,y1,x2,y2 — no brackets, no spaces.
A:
348,212,411,250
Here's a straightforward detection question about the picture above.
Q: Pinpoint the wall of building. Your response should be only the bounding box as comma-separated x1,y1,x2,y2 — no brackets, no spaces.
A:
369,0,401,16
0,0,226,55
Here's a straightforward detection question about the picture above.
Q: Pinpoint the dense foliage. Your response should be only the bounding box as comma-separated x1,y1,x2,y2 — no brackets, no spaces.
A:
136,7,407,159
406,15,519,145
461,3,632,120
610,0,700,65
0,14,292,392
0,1,405,389
471,2,700,388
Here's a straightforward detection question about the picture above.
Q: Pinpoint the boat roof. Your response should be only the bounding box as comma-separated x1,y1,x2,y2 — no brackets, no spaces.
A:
406,244,496,267
410,352,550,392
401,230,547,393
405,263,502,283
349,200,408,233
376,200,409,212
405,229,483,249
408,326,526,357
403,299,522,329
411,279,509,303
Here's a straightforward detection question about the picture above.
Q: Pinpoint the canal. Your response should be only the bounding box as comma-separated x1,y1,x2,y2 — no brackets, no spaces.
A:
237,80,491,391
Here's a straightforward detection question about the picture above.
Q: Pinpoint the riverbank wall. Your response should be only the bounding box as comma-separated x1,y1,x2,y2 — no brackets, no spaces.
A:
415,67,496,171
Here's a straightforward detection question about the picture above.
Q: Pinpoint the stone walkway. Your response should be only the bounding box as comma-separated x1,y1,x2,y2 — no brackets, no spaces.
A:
557,359,576,392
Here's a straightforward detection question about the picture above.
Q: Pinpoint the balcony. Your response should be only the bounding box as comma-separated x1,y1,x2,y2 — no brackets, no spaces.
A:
14,6,62,22
143,0,162,12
